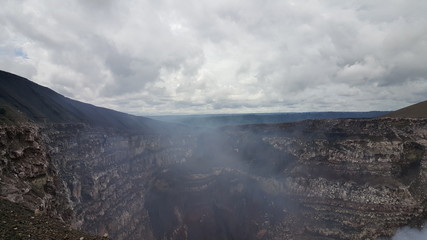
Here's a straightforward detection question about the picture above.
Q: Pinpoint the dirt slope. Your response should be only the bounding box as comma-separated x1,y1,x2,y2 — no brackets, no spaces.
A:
382,100,427,118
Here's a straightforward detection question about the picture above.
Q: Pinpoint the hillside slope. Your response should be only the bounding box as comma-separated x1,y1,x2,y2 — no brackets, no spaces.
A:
0,70,165,132
383,100,427,118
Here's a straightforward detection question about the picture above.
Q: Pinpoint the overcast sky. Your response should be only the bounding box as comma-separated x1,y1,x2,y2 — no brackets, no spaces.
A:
1,0,427,115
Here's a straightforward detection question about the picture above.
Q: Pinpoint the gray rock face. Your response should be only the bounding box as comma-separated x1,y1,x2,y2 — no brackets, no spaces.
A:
1,118,427,240
42,124,195,240
0,124,73,222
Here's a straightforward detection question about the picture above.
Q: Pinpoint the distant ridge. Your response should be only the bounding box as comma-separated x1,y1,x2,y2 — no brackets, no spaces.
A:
382,100,427,118
0,70,170,132
152,111,389,128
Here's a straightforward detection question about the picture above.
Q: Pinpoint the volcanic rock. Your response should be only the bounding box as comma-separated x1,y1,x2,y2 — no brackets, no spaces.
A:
1,70,427,240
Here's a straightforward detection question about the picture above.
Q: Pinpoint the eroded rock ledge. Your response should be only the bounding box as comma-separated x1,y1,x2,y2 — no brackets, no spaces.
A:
1,118,427,240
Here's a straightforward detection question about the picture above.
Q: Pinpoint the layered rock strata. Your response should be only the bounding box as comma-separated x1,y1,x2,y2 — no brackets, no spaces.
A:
0,124,72,222
1,118,427,240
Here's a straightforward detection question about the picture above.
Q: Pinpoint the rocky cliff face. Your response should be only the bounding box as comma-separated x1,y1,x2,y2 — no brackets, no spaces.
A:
0,124,73,222
2,118,427,240
143,118,427,240
231,118,427,239
41,123,195,240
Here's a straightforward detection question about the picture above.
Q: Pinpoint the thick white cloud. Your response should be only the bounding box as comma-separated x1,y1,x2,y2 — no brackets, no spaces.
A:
1,0,426,114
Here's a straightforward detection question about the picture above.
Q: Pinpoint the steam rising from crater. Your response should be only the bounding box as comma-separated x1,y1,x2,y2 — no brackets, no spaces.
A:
389,224,427,240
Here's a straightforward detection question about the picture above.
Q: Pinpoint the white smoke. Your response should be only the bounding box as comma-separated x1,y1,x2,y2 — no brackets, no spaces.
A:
389,224,427,240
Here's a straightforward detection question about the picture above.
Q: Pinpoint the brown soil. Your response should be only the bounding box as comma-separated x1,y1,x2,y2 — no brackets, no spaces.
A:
0,198,110,240
382,100,427,118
